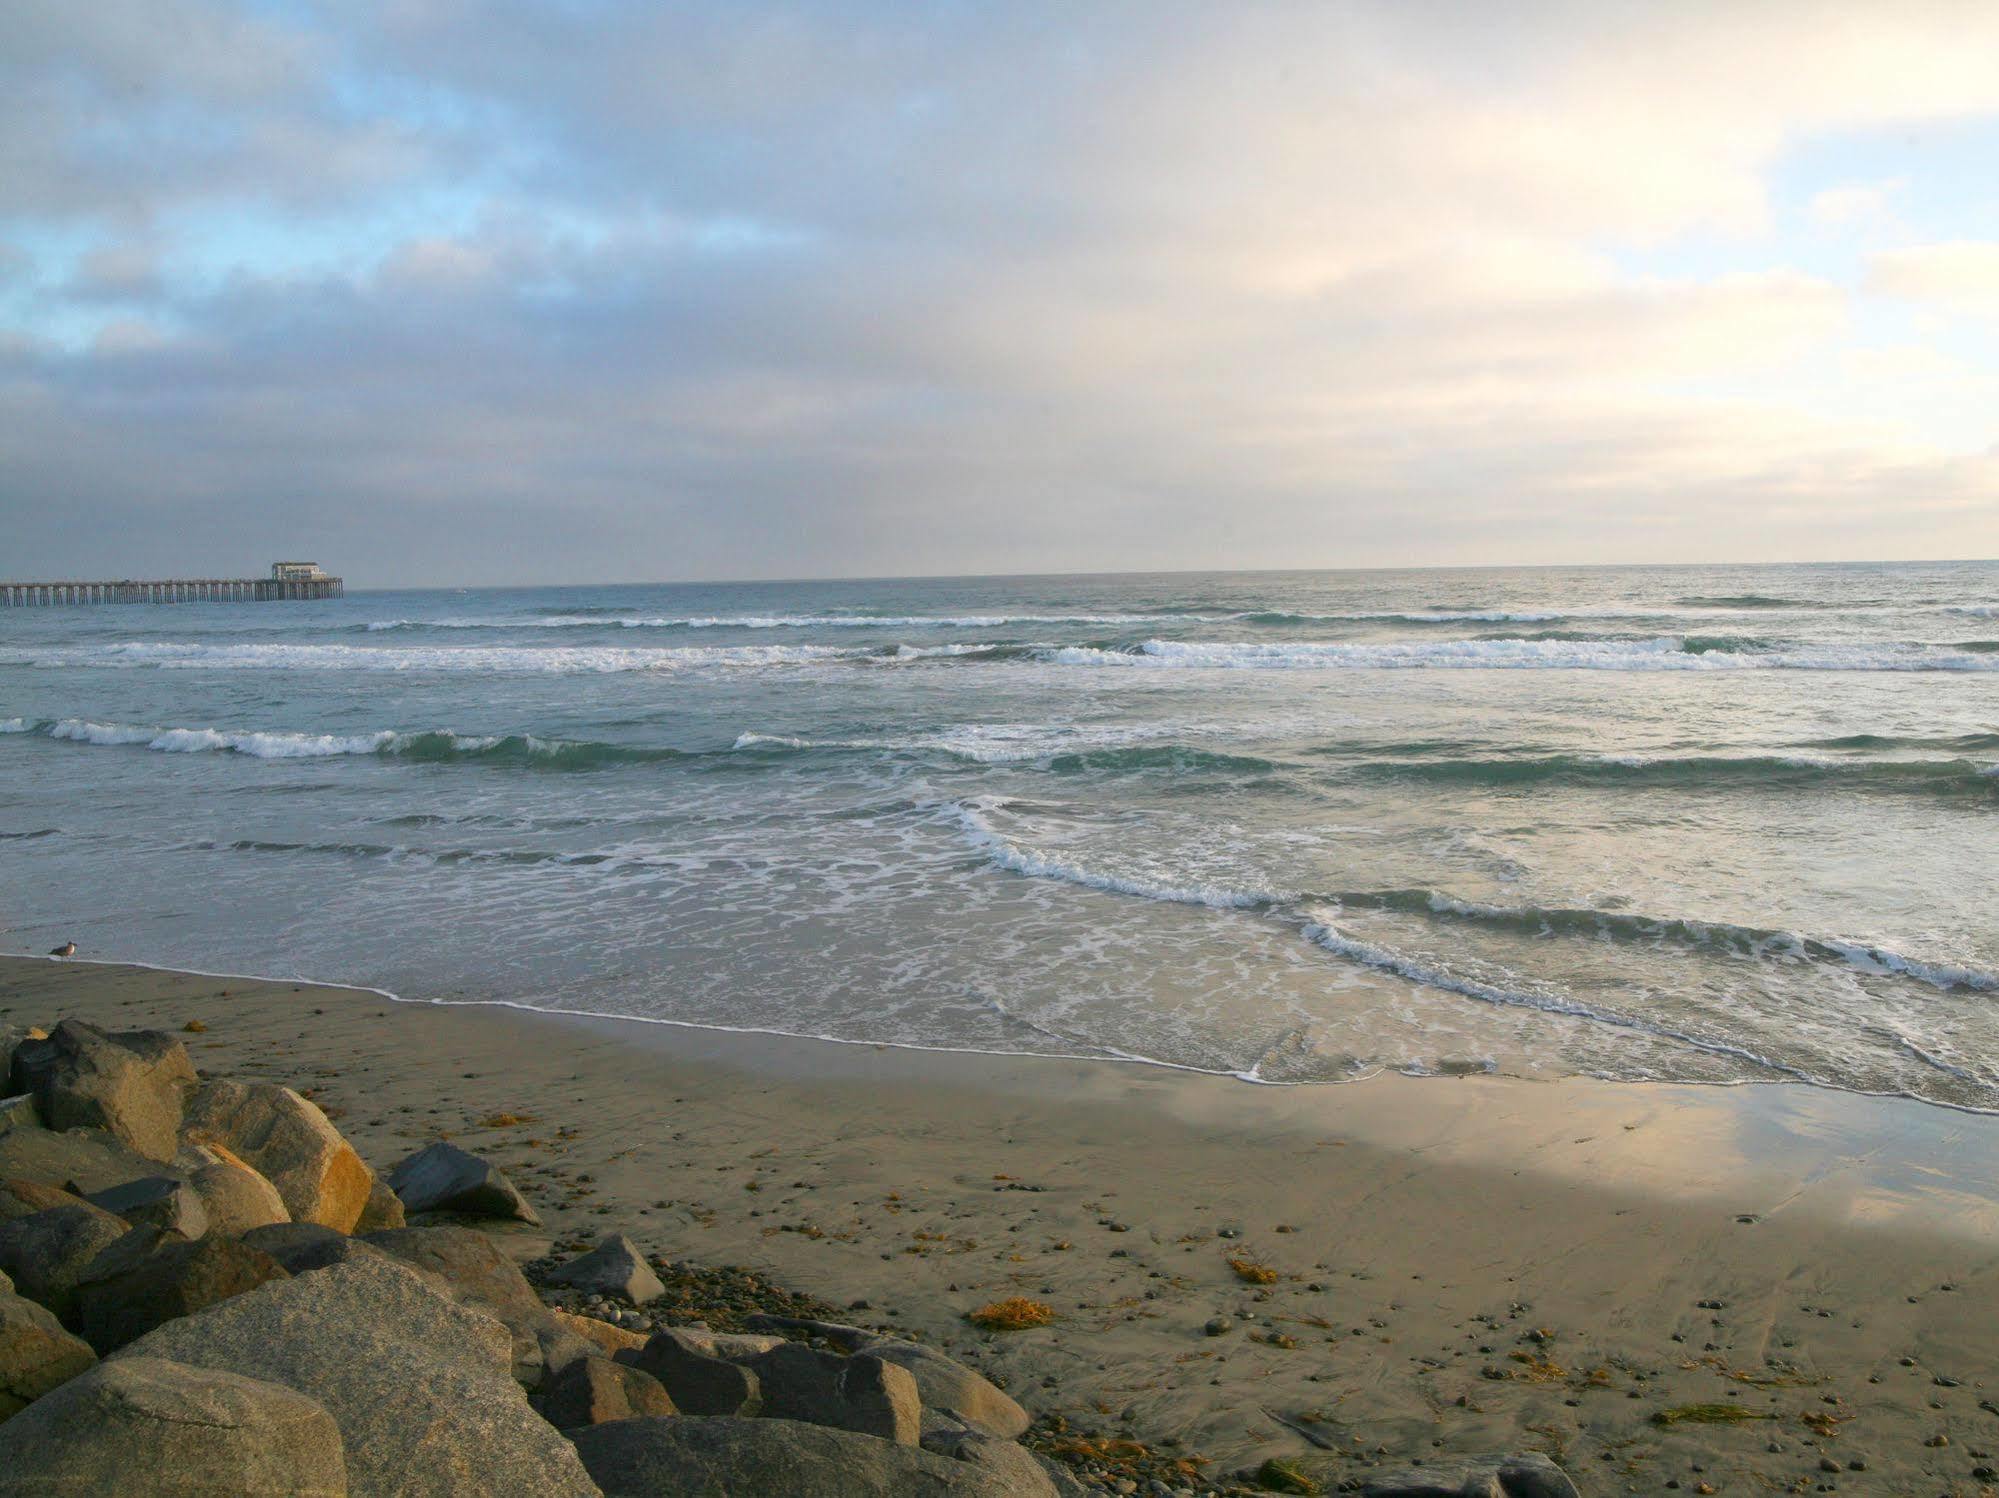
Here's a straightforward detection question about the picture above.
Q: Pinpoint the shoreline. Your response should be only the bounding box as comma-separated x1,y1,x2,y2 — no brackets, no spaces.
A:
5,953,1999,1492
11,948,1999,1126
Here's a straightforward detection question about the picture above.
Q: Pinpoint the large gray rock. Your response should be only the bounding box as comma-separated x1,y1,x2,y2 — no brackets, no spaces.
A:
744,1339,922,1445
181,1080,374,1233
0,1287,96,1419
0,1098,38,1140
0,1204,130,1319
861,1337,1030,1438
178,1142,292,1235
547,1233,663,1303
242,1222,393,1277
74,1232,290,1353
9,1021,195,1163
538,1354,677,1429
630,1327,763,1416
0,1355,346,1495
0,1180,91,1225
385,1142,540,1225
573,1416,1036,1497
921,1425,1064,1497
0,1122,166,1196
355,1174,406,1232
116,1256,599,1498
1360,1454,1581,1498
0,1029,43,1096
359,1224,591,1387
85,1175,210,1239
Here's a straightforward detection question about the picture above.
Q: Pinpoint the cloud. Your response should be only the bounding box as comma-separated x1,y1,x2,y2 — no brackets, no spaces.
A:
1868,241,1999,317
2,1,1998,581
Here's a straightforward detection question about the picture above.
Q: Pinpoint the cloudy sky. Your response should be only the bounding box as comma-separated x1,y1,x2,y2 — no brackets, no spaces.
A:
4,1,1998,585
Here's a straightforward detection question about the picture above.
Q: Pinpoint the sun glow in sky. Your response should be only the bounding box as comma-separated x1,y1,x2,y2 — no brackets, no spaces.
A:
3,1,1997,583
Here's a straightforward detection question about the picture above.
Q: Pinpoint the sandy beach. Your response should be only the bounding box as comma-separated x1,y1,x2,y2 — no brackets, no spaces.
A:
4,954,1997,1493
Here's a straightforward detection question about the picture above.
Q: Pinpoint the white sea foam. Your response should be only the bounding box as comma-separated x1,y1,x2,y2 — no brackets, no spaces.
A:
1047,638,1999,672
949,799,1266,909
42,718,397,758
14,641,859,674
374,611,1226,631
0,718,31,733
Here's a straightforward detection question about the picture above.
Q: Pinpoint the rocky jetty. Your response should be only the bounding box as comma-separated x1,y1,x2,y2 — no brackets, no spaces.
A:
0,1014,1579,1496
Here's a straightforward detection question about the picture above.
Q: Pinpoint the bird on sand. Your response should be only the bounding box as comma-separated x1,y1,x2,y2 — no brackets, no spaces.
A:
49,941,75,958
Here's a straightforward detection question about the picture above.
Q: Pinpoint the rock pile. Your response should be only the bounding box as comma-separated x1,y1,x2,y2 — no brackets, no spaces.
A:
0,1017,1101,1496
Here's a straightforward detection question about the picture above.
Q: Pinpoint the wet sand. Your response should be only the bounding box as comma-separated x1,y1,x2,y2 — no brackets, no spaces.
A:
4,954,1998,1494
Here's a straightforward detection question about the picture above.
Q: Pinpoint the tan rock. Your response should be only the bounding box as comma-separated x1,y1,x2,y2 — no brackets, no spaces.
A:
555,1308,649,1359
181,1082,371,1232
0,1288,97,1419
0,1356,346,1495
182,1144,291,1235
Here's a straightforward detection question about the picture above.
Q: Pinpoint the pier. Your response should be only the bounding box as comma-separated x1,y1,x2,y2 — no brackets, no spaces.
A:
0,562,343,606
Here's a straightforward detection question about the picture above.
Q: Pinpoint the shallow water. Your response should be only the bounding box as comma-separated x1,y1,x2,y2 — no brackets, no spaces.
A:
2,561,1996,1108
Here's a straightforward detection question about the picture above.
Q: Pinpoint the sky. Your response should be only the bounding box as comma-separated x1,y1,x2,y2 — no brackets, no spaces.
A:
3,0,1998,586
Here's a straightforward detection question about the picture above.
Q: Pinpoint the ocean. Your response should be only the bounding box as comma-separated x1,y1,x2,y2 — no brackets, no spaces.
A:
3,561,1996,1110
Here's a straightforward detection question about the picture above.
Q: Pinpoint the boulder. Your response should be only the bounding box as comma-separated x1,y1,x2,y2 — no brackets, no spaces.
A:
630,1327,763,1416
0,1180,89,1226
241,1222,390,1277
556,1308,650,1360
181,1080,372,1232
663,1326,785,1360
84,1175,210,1239
362,1225,591,1387
0,1355,345,1495
115,1256,599,1498
0,1122,165,1197
0,1288,97,1419
1360,1454,1581,1498
0,1028,45,1092
921,1425,1064,1497
180,1142,291,1235
861,1337,1030,1439
572,1416,1036,1497
744,1340,921,1445
537,1354,677,1429
0,1204,130,1319
546,1233,663,1303
355,1175,405,1232
0,1098,38,1140
9,1021,194,1163
385,1142,540,1225
74,1233,290,1353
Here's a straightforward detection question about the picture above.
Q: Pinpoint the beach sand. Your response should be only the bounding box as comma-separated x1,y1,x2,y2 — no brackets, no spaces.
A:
4,954,1997,1494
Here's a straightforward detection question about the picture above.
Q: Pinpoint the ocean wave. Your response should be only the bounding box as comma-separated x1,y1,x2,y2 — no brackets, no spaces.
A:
945,799,1999,1005
1946,605,1999,618
1349,752,1999,795
185,837,695,873
14,718,695,768
1045,638,1999,671
369,611,1230,631
948,798,1266,909
1299,920,1808,1078
8,641,861,674
1675,593,1808,609
731,726,1276,774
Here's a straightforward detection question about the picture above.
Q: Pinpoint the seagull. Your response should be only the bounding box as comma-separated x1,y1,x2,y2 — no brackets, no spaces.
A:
49,941,75,958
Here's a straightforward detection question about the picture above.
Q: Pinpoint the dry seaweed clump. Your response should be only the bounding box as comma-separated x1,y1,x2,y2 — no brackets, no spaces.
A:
1227,1255,1279,1285
1652,1403,1775,1426
1255,1456,1320,1493
968,1296,1056,1330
